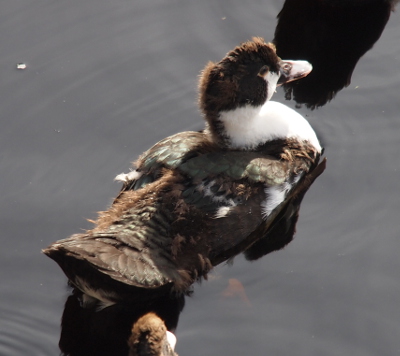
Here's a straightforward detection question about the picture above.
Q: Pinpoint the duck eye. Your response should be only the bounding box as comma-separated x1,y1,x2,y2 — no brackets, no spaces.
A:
258,65,269,77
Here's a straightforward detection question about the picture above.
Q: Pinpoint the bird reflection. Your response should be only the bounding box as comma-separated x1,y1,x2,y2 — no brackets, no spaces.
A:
274,0,397,108
59,288,183,356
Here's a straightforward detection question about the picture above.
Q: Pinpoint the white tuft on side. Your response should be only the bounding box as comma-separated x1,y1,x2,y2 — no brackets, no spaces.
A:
74,277,116,310
219,101,321,151
214,206,232,219
114,170,142,182
261,182,292,219
197,180,237,218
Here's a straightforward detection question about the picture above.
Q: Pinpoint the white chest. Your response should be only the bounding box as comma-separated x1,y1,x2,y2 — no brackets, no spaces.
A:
218,101,321,152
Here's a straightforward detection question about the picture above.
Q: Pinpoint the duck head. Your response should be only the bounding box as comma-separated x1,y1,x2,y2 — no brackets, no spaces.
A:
198,37,312,147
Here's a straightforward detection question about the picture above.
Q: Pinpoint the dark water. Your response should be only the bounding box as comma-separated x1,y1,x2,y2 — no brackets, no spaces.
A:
1,1,400,355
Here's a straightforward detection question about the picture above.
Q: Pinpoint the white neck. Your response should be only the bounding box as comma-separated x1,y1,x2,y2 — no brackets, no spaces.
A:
218,101,321,152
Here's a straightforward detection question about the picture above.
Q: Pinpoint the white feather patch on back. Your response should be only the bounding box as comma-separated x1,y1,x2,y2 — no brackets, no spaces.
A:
114,170,142,182
214,206,232,219
198,180,236,206
197,180,237,218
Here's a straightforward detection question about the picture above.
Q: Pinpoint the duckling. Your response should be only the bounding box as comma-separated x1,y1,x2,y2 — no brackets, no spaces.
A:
43,37,325,310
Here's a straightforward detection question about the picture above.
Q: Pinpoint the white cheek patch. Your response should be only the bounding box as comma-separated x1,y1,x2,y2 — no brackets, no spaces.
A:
265,71,280,101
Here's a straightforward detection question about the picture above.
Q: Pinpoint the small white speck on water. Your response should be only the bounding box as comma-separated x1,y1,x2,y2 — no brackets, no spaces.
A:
16,63,27,70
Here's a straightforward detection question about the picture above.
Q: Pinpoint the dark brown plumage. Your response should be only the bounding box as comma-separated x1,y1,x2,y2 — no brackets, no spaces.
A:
199,38,279,115
43,37,324,312
199,38,280,146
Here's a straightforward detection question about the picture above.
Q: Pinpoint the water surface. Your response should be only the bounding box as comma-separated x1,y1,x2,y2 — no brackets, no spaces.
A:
1,1,400,355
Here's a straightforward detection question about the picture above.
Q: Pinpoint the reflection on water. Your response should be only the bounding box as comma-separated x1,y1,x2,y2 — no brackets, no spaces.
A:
60,289,184,356
1,0,400,355
274,0,395,108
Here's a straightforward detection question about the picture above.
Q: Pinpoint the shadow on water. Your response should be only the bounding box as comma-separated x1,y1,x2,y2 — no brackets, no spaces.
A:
45,1,397,355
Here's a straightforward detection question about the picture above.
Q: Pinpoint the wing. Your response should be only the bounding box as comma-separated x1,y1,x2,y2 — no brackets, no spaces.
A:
45,149,324,294
45,180,184,290
244,157,326,260
114,131,212,195
170,151,320,267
